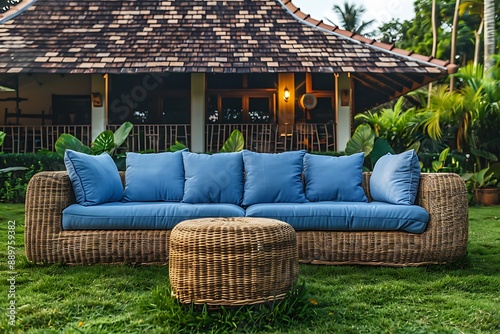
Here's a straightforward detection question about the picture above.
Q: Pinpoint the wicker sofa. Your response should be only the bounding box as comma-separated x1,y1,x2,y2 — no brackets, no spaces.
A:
25,167,468,267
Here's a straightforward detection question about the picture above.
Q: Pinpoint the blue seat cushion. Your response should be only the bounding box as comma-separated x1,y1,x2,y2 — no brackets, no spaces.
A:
62,202,245,230
245,202,429,234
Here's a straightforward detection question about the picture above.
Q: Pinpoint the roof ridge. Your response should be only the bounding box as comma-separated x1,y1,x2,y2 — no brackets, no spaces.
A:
281,0,458,74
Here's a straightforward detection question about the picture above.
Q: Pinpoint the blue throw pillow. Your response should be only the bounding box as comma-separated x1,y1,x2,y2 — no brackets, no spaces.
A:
64,150,123,206
182,151,244,204
370,150,421,205
242,150,307,205
123,150,186,202
303,152,368,202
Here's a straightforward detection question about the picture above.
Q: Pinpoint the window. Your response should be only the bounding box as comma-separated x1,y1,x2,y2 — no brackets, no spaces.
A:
108,73,190,124
294,73,335,123
206,74,277,124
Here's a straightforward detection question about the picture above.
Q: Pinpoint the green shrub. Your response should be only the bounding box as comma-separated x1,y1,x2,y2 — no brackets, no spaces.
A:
0,153,64,203
0,152,65,171
419,151,466,173
0,165,40,203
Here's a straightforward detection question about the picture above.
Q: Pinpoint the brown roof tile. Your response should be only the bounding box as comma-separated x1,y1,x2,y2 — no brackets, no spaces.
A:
0,0,454,78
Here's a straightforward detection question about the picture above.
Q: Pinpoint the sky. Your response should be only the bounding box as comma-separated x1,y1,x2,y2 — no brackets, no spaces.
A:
291,0,415,28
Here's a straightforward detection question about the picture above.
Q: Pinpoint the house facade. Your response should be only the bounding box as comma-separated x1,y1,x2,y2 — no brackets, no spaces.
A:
0,0,456,153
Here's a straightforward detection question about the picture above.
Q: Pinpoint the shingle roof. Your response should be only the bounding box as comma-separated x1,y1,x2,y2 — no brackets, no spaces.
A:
0,0,455,75
0,0,456,110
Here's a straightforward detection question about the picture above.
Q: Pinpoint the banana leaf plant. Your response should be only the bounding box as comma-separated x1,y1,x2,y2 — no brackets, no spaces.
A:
462,163,500,189
55,122,133,158
345,124,395,170
220,129,245,152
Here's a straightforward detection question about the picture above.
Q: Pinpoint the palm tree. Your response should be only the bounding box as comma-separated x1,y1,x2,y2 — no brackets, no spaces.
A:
329,1,375,36
422,60,500,155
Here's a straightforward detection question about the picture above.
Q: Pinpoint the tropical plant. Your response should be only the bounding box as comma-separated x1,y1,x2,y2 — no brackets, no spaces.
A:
0,130,5,148
54,122,133,158
421,84,473,150
459,0,485,67
329,1,375,36
0,130,29,176
345,124,395,170
462,163,500,189
420,59,500,161
354,97,423,153
220,129,245,152
395,0,482,64
378,19,410,45
432,147,451,172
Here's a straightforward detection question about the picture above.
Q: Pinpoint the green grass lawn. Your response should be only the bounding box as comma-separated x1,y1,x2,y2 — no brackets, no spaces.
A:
1,204,499,333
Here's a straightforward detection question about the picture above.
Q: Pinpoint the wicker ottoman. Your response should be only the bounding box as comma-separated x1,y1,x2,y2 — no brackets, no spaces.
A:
169,217,298,306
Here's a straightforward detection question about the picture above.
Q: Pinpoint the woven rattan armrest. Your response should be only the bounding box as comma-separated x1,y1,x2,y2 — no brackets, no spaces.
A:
362,172,468,240
25,171,75,263
296,172,470,266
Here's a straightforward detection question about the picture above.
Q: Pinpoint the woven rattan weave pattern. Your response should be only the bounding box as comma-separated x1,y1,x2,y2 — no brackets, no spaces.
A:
24,172,468,266
169,217,299,306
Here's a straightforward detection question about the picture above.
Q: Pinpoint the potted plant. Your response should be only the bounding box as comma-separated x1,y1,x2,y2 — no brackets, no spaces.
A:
463,163,500,205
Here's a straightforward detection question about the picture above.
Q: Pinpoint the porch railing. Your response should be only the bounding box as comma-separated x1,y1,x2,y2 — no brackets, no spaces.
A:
206,123,336,153
107,124,191,153
1,123,335,154
0,125,91,153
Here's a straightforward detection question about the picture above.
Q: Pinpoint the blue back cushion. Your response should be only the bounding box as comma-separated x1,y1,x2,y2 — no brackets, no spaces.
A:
370,150,421,205
182,151,244,204
242,150,307,205
123,150,186,202
303,152,368,202
64,150,123,206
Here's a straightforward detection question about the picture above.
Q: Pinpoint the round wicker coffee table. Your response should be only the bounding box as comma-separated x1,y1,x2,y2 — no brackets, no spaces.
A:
169,217,298,306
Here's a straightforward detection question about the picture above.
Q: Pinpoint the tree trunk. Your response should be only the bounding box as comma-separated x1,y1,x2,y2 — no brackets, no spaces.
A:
474,20,484,68
450,0,460,92
483,0,496,73
428,0,438,107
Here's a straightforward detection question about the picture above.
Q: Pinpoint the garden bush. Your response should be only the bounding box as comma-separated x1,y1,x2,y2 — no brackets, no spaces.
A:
419,151,467,173
0,153,64,203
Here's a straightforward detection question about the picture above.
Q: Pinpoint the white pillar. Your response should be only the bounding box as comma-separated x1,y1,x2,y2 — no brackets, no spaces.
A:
91,74,106,141
190,73,206,153
336,73,351,152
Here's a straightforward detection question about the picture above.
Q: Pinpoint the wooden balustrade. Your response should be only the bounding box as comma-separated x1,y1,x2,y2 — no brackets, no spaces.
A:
205,123,335,153
0,125,91,153
1,123,335,154
107,124,191,153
